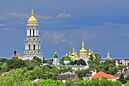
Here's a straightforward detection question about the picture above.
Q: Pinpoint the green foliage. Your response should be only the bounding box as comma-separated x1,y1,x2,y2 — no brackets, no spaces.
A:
75,69,85,78
0,68,32,86
125,81,129,86
25,59,40,70
118,65,128,71
119,73,127,84
0,63,8,72
95,53,101,60
0,58,8,62
0,67,123,86
126,75,129,80
59,66,73,73
34,79,65,86
47,59,53,65
6,59,26,70
77,59,86,65
33,56,42,63
89,59,118,75
70,78,121,86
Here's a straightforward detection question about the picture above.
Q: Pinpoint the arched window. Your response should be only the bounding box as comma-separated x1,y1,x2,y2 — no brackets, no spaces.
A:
29,45,31,50
34,45,35,50
30,30,31,36
33,29,35,37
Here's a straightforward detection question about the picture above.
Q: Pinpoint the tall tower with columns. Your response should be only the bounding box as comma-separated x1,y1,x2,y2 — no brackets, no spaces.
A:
23,9,43,60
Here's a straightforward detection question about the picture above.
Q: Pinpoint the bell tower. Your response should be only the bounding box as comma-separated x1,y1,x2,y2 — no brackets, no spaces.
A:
23,8,43,60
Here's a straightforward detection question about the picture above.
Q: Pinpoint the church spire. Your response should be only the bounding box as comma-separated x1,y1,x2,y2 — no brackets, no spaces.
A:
31,7,34,16
80,39,87,54
28,8,38,24
82,38,85,49
106,51,111,59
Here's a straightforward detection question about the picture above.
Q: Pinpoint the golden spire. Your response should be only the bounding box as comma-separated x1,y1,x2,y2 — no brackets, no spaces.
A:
82,38,85,48
107,51,110,59
73,48,75,53
71,48,76,56
31,7,34,16
107,51,110,58
80,39,87,54
28,8,38,24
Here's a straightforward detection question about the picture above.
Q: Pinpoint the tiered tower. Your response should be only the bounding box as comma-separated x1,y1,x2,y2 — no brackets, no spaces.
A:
79,39,87,59
23,9,43,60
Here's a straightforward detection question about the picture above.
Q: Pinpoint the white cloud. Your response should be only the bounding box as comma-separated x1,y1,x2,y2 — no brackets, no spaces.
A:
55,13,72,18
0,24,6,27
42,31,73,46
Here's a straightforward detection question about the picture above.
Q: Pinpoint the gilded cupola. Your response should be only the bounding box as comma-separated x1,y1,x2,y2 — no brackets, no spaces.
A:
28,8,38,24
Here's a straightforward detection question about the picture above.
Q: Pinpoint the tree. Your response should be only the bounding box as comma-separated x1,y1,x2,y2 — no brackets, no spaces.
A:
0,63,8,72
70,61,74,65
35,79,65,86
25,59,40,70
47,59,53,65
119,73,127,84
59,66,73,73
0,58,8,62
125,81,129,86
33,56,42,63
33,66,43,79
95,53,101,60
74,60,77,65
0,68,32,86
77,59,86,65
126,75,129,81
75,69,85,78
6,59,26,70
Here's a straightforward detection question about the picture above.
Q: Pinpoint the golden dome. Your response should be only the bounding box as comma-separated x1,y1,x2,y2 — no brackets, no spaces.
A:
71,48,76,56
18,53,22,60
75,52,78,58
88,49,92,58
54,52,58,55
80,40,87,54
65,53,69,58
28,9,38,24
70,48,78,58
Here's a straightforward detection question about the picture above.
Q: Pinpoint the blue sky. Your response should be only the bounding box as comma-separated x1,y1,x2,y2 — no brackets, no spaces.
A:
0,0,129,59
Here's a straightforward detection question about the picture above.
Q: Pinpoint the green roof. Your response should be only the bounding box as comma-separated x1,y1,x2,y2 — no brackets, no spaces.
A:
63,57,71,61
54,55,58,58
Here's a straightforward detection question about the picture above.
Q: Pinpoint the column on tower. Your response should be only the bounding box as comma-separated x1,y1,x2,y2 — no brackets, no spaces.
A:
34,29,37,37
37,30,39,36
27,30,30,36
38,44,40,50
35,44,38,50
30,44,33,50
31,29,33,37
25,44,28,50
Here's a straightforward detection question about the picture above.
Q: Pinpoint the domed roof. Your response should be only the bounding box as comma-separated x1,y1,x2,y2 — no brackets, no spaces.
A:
28,9,38,24
71,48,78,58
80,41,87,54
88,49,92,58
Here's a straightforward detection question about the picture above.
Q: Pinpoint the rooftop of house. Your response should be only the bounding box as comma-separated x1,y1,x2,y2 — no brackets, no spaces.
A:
91,71,116,79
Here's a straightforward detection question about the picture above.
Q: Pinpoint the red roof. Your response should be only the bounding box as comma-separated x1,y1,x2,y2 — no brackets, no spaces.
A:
91,71,116,79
